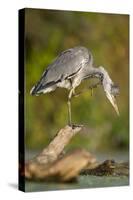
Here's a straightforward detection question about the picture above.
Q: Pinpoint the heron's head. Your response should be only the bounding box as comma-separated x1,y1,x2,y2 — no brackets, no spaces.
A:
105,84,119,116
99,66,120,116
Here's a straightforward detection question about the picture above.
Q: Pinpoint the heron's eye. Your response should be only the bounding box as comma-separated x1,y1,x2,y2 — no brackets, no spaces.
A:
111,84,119,96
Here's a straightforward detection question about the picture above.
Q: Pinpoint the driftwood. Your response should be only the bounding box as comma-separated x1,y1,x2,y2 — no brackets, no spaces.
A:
25,149,96,181
24,125,96,181
23,125,129,182
33,125,83,164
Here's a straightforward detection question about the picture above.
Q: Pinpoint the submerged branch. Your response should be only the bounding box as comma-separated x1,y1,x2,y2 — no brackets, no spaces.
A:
81,160,129,176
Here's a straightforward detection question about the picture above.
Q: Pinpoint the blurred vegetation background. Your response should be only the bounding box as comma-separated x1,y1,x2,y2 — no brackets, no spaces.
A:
25,8,129,152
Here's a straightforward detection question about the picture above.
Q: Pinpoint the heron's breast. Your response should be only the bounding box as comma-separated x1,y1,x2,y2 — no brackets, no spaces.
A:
71,76,82,89
57,79,71,90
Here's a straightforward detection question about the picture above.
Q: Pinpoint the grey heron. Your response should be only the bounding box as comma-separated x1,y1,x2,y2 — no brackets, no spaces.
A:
30,46,119,126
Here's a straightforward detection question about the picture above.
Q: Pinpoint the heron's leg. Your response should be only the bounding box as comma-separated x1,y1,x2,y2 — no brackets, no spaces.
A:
67,88,74,126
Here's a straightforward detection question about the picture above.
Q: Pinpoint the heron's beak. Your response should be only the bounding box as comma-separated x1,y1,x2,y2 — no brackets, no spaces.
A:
106,91,119,116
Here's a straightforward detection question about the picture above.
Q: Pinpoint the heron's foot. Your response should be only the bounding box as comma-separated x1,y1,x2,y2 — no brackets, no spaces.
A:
68,123,84,129
73,92,81,97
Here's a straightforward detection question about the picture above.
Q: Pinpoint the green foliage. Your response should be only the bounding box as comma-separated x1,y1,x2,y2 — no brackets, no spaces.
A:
25,8,129,151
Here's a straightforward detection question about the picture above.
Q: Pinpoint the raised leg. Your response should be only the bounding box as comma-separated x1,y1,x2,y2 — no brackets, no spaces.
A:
73,81,101,98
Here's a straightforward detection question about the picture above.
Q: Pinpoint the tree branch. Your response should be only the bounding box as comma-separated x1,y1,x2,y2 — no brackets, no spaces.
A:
31,125,82,165
24,125,97,181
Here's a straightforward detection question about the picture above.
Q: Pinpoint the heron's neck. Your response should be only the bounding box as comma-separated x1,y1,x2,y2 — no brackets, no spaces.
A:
98,66,113,85
83,65,113,93
93,67,114,94
87,66,113,84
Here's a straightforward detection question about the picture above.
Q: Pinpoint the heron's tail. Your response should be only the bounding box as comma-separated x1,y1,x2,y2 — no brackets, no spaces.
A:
30,80,56,95
30,84,39,95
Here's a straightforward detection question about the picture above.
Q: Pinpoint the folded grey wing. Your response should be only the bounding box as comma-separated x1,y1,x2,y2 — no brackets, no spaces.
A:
44,48,88,82
30,48,88,95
